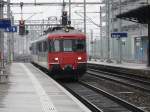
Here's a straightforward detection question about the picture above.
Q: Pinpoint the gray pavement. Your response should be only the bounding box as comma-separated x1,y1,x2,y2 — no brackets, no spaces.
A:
0,63,91,112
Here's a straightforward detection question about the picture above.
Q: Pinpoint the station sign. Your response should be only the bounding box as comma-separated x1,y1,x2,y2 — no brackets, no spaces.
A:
0,19,11,29
5,26,17,32
111,32,128,38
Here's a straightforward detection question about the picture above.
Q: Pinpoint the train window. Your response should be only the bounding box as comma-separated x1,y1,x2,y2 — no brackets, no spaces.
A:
74,40,86,51
38,42,42,52
48,39,85,52
36,43,38,54
53,40,60,52
63,40,73,52
38,43,40,52
37,43,39,52
49,40,53,52
30,44,33,54
33,43,36,54
40,42,43,52
43,41,47,52
35,43,37,54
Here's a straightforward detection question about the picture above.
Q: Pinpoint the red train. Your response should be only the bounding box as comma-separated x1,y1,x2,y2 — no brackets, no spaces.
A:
30,26,87,80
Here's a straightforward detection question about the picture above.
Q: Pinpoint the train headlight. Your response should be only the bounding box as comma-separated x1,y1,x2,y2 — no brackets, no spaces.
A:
64,26,69,32
78,57,82,60
54,57,59,61
64,28,69,32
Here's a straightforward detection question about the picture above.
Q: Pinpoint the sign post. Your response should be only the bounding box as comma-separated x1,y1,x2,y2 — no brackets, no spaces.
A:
111,32,128,63
111,32,128,38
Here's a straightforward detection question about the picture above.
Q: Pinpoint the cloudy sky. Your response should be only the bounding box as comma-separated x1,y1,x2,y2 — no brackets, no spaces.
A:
3,0,103,38
7,0,101,20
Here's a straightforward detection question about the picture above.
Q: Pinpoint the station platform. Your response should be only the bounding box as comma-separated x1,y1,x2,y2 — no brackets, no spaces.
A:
0,63,91,112
88,60,150,79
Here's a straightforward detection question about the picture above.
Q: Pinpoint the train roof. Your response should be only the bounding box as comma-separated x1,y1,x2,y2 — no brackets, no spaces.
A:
31,26,85,44
47,29,85,38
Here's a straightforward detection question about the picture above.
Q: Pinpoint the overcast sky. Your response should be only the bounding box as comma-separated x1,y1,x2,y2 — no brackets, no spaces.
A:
4,0,103,38
6,0,101,20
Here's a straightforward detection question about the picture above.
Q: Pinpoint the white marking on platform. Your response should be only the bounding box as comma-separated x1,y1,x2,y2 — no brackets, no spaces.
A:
138,107,148,110
118,92,134,94
21,63,57,112
32,64,93,112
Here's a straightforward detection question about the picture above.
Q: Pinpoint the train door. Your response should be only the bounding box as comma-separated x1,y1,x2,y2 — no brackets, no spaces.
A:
62,39,76,66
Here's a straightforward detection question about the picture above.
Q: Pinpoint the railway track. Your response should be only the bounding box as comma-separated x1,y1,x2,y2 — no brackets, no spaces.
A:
85,65,150,111
87,68,150,93
60,81,144,112
87,63,150,80
33,63,149,112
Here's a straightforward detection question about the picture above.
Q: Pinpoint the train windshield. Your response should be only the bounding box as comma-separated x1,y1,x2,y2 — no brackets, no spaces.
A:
63,40,73,52
63,39,86,52
49,39,86,52
53,40,60,52
49,40,61,52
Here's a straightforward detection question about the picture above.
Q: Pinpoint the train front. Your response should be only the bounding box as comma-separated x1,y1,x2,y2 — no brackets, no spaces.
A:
48,33,87,79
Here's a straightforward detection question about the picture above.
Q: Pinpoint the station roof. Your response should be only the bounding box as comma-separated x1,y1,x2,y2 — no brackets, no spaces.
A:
116,5,150,24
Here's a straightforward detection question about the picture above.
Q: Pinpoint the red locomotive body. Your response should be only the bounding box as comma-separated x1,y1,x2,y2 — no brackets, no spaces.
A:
31,27,87,80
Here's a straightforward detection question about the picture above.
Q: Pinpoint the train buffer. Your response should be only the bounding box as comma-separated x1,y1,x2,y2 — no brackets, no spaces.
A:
0,63,91,112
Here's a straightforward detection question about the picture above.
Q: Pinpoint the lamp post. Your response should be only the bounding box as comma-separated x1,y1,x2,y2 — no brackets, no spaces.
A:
69,0,71,22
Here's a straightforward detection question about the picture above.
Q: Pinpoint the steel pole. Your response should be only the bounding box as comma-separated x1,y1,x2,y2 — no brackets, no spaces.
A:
84,0,86,35
25,34,27,54
69,0,71,22
62,0,65,12
148,23,150,66
7,0,12,63
90,29,93,59
100,6,103,59
0,0,4,67
117,0,122,64
111,0,115,61
106,0,111,62
11,14,14,62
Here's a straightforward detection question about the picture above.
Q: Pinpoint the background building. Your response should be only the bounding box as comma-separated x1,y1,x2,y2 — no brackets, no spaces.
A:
93,0,149,63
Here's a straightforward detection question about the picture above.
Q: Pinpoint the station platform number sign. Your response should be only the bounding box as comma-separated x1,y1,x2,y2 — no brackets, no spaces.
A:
5,26,17,32
0,19,17,33
0,19,11,29
111,32,128,38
